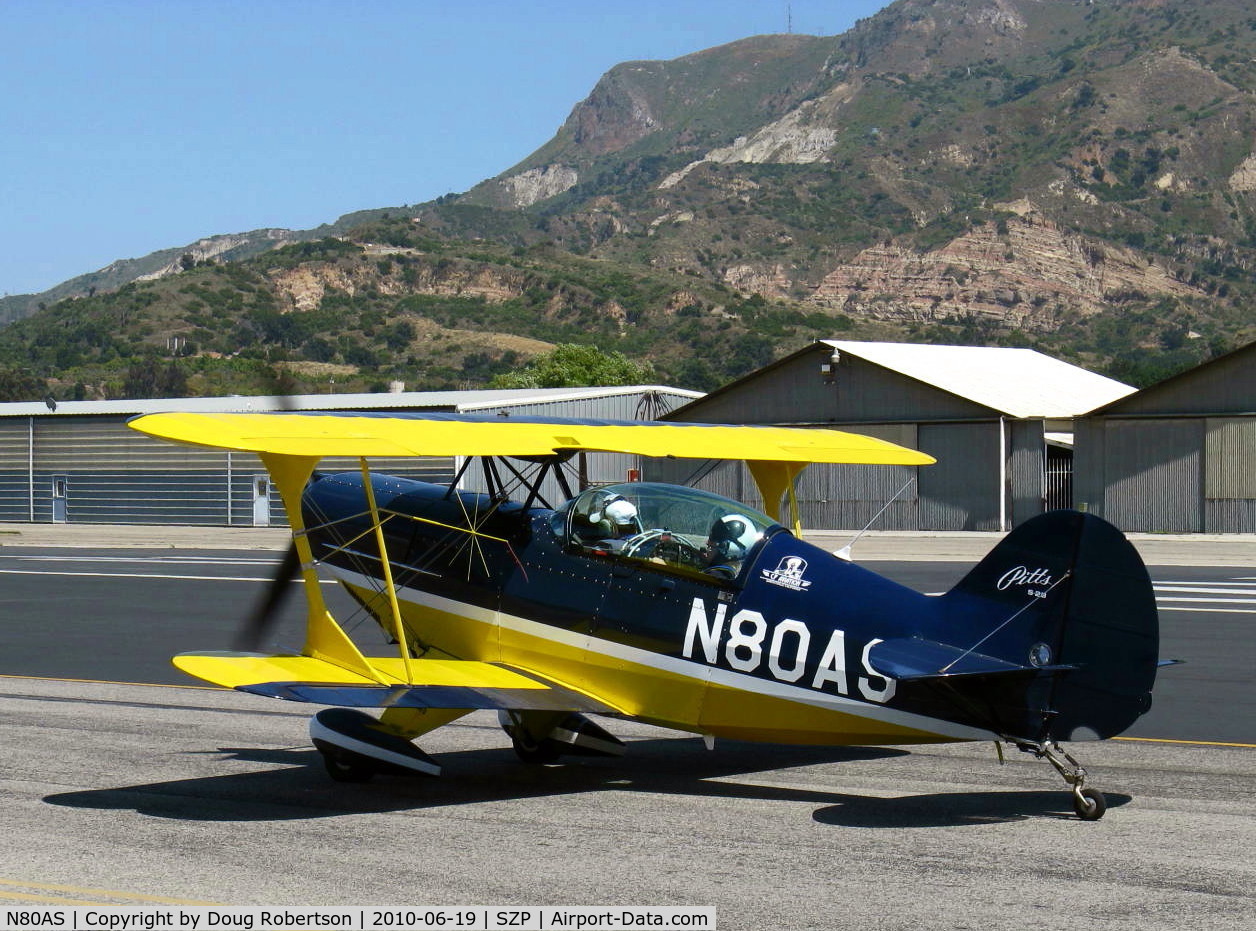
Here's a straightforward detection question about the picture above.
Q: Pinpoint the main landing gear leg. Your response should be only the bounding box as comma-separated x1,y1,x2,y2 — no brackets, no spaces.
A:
310,707,471,782
498,710,625,764
1012,739,1108,821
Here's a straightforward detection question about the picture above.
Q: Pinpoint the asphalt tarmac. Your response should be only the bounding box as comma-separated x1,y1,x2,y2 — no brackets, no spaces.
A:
0,676,1252,927
0,524,1251,926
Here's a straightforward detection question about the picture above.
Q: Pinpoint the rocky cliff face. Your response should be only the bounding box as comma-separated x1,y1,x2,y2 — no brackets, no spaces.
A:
135,230,298,282
499,165,580,209
809,208,1198,328
268,249,527,312
567,67,664,157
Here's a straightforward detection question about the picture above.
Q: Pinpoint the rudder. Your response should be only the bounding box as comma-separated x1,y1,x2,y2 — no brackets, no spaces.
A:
936,510,1160,741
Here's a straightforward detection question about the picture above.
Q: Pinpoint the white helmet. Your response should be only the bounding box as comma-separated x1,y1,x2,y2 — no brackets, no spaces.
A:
602,497,638,529
709,514,760,559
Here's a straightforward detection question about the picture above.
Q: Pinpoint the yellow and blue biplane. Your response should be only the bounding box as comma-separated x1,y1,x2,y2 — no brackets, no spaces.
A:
129,410,1169,819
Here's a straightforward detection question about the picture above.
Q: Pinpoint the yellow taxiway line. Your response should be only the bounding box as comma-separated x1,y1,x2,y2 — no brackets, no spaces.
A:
1114,735,1256,749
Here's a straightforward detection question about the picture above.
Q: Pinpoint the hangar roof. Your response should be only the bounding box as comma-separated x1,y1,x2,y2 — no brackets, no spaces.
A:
822,341,1136,418
0,385,701,419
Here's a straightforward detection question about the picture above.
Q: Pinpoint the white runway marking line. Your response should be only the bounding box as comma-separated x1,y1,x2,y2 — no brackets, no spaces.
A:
0,568,334,582
1153,578,1256,612
1157,595,1256,603
0,554,278,565
1162,607,1256,614
0,552,329,582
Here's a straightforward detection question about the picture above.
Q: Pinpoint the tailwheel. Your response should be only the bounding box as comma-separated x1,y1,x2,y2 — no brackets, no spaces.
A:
1073,787,1107,821
1011,738,1108,821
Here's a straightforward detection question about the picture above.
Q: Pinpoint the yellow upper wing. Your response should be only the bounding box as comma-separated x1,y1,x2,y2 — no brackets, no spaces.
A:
128,411,934,466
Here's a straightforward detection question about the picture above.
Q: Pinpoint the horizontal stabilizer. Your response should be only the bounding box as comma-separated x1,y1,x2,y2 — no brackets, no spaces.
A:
174,651,616,713
868,637,1076,683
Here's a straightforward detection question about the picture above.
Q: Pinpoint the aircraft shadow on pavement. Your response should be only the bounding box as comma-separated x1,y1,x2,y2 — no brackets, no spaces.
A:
41,737,1123,827
813,789,1130,828
44,739,893,821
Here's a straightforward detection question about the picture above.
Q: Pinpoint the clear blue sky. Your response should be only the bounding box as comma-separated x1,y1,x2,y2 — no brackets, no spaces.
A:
2,0,890,297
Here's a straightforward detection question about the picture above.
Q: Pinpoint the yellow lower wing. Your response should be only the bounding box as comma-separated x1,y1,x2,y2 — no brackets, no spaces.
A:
174,652,619,714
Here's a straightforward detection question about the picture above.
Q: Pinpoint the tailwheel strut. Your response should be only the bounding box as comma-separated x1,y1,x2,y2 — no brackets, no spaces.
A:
1010,739,1107,821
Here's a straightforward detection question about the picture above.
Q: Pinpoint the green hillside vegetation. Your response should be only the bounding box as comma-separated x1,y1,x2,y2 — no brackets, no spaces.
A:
0,228,885,400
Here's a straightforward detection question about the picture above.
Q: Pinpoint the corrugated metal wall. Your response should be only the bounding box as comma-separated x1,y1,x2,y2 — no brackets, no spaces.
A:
664,349,1057,532
0,390,696,526
647,419,1062,532
0,419,33,521
641,424,924,532
1206,417,1256,532
1071,418,1104,518
794,462,920,531
917,422,1000,531
678,352,837,424
644,458,761,512
1097,419,1203,533
832,355,996,422
678,347,1001,426
1009,419,1047,525
0,416,458,526
1076,414,1256,533
1099,343,1256,416
34,416,230,525
1071,342,1256,532
790,423,920,530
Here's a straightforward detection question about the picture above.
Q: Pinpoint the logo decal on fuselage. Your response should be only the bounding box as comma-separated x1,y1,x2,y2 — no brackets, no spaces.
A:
762,555,812,591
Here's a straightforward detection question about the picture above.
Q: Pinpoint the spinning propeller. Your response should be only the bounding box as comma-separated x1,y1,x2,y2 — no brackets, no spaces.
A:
234,543,302,652
232,376,304,652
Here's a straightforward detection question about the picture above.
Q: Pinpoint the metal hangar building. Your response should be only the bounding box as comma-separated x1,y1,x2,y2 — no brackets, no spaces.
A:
653,340,1135,532
0,385,699,526
1074,339,1256,533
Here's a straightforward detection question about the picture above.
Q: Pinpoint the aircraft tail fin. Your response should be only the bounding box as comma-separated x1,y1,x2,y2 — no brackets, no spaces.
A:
924,510,1160,742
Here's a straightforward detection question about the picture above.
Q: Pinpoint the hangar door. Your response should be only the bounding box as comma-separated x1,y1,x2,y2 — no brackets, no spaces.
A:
1103,419,1201,532
917,423,1000,531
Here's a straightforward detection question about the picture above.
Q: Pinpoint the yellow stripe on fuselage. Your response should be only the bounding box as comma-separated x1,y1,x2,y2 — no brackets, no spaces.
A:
334,570,986,746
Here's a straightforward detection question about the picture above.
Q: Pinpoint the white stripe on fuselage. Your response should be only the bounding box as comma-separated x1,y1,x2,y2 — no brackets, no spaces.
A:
325,565,990,742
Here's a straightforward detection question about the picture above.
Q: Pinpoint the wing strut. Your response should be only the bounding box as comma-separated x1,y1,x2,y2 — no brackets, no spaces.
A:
747,460,807,532
261,452,385,684
359,457,416,684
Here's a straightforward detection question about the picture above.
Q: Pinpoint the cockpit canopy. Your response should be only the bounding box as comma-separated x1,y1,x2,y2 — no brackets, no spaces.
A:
555,482,781,582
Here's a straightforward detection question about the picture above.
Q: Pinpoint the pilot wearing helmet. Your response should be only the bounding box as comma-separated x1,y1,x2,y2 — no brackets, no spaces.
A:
578,491,642,551
702,513,761,578
598,495,641,538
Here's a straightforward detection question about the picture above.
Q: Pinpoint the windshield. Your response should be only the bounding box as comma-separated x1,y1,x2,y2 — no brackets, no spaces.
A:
558,482,779,582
